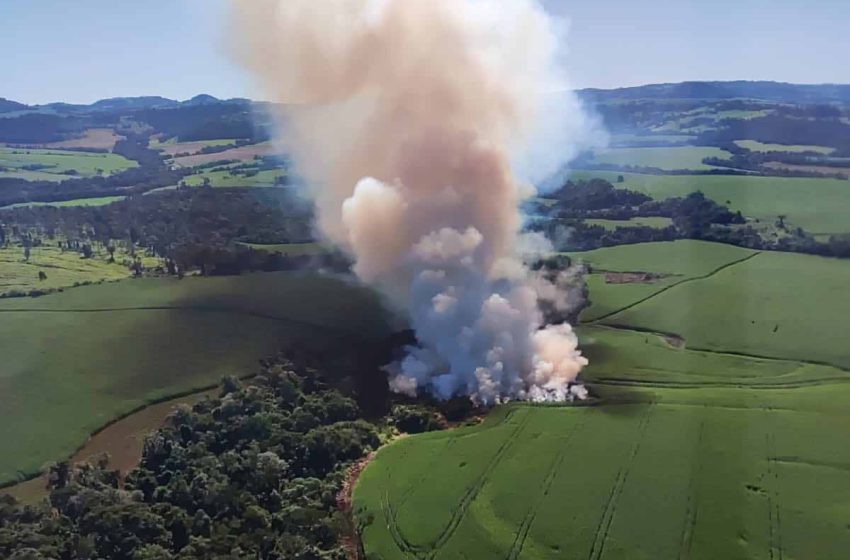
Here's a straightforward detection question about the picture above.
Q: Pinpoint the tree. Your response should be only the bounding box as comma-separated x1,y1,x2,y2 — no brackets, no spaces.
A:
23,246,30,262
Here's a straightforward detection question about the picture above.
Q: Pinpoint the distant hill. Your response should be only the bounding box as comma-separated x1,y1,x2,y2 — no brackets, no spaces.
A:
579,81,850,105
0,98,29,114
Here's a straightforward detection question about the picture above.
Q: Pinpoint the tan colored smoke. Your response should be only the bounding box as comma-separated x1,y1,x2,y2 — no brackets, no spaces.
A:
229,0,595,403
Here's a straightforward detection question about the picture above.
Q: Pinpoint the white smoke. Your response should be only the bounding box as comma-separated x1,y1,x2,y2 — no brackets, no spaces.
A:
229,0,599,404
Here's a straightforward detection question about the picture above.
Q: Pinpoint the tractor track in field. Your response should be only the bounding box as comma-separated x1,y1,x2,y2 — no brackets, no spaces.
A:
677,419,705,560
587,404,654,560
766,428,784,560
505,410,593,560
586,251,763,324
384,408,532,559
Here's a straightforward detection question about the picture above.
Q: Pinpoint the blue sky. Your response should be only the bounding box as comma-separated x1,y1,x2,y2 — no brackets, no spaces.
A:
3,0,848,104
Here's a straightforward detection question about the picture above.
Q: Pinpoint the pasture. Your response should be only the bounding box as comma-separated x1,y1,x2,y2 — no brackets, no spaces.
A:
570,170,850,235
0,272,392,485
183,167,285,188
0,243,135,298
0,147,137,179
587,146,732,171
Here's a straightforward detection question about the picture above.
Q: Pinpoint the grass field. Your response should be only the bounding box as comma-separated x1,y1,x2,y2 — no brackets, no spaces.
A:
735,140,835,154
0,147,137,179
183,167,285,188
585,217,674,230
588,146,733,171
570,170,850,235
1,196,125,210
0,272,392,485
0,243,137,297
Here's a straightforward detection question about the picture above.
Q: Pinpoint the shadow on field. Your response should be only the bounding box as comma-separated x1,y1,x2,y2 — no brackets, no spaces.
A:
589,384,656,417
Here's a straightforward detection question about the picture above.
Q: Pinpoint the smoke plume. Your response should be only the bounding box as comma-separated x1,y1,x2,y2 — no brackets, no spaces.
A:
229,0,598,403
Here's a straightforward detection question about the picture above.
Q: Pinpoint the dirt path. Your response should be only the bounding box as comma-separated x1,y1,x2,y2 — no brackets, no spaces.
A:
2,389,215,504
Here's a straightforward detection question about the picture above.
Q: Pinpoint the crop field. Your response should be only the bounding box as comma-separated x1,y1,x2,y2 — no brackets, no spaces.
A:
356,385,850,560
734,140,835,154
0,147,137,179
0,272,392,485
587,146,732,171
355,238,850,558
599,250,850,370
567,240,756,321
585,217,673,230
570,170,850,235
1,195,125,209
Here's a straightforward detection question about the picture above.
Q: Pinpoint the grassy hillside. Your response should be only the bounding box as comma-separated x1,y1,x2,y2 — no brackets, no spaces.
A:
570,170,850,235
0,272,391,485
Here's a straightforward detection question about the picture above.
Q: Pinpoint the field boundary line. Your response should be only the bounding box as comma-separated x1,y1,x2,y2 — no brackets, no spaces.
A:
506,410,593,560
587,404,654,560
586,251,763,323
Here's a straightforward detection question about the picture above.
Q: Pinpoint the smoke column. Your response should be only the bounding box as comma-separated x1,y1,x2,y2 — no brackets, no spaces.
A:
229,0,599,403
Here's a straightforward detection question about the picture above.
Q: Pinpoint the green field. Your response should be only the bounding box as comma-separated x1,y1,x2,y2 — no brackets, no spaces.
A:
585,217,674,230
0,147,137,179
600,250,850,370
356,239,850,559
570,170,850,235
0,243,140,298
588,146,733,171
0,272,392,485
735,140,835,154
183,167,285,188
356,385,850,560
1,196,125,210
568,240,756,321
